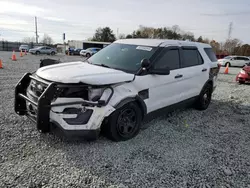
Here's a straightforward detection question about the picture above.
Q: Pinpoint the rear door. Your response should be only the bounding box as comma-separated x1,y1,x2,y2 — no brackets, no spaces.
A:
178,46,208,99
232,56,243,66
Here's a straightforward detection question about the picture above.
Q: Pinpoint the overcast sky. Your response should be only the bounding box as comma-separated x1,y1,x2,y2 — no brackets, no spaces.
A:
0,0,250,44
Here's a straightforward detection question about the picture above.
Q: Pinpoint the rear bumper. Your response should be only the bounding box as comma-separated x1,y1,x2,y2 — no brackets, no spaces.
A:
14,73,114,138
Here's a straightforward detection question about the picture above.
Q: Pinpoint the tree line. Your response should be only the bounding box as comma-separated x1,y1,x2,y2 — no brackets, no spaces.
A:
22,25,250,56
89,25,250,56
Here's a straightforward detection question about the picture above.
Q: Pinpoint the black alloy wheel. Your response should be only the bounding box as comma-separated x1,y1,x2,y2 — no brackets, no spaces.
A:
104,102,142,141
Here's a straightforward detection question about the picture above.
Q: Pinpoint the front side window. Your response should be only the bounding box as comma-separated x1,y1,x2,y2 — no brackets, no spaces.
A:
153,49,180,70
88,43,157,73
223,56,232,59
181,49,203,68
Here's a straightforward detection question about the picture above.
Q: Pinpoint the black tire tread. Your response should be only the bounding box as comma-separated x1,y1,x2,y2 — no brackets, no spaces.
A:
195,83,213,111
104,102,142,142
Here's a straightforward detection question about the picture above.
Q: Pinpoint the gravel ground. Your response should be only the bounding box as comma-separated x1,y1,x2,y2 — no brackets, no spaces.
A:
0,51,250,188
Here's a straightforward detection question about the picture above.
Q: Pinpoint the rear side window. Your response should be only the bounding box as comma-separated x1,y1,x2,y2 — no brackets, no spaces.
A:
181,49,203,68
237,57,249,61
204,48,217,62
154,49,180,70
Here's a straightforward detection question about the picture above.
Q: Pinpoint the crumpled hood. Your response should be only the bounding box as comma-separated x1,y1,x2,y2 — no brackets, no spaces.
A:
36,61,134,85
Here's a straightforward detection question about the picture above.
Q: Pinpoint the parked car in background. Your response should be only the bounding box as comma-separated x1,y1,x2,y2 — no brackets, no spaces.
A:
80,47,101,57
29,46,57,55
66,48,83,55
218,55,250,67
19,44,29,52
236,62,250,84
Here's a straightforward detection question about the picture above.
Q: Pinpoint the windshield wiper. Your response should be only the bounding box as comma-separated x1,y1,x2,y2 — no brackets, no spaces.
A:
93,64,111,68
84,59,91,64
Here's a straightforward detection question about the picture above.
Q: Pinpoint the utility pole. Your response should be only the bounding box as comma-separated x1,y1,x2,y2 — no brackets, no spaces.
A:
228,22,233,40
227,22,233,54
117,28,119,39
35,16,38,44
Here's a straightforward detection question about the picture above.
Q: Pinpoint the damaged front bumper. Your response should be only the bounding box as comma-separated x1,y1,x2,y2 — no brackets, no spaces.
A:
14,73,115,139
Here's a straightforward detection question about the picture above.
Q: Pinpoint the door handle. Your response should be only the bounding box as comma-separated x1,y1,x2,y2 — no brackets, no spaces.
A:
175,74,183,79
202,68,207,72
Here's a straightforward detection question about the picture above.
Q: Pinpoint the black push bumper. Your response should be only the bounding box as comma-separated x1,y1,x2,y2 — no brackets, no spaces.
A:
14,73,113,133
15,73,58,133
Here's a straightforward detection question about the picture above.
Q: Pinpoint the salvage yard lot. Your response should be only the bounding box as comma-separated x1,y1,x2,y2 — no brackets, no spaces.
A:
0,51,250,187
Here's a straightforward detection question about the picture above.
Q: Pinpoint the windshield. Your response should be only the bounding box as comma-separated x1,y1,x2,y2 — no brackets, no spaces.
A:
223,56,232,59
87,43,157,73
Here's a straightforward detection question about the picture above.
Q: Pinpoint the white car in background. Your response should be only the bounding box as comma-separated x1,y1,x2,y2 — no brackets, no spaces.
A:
19,44,29,52
80,47,101,58
218,56,250,67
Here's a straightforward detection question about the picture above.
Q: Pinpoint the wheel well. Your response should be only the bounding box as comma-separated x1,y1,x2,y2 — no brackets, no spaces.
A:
114,96,147,118
100,97,146,133
199,80,213,96
207,80,213,87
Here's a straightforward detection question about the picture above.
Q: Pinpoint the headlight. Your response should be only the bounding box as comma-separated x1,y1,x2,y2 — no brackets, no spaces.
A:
88,88,105,102
240,69,246,74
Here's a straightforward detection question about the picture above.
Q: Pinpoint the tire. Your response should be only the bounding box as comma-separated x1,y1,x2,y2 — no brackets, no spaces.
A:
86,53,91,58
51,51,55,55
104,102,142,142
225,62,231,67
36,51,40,55
195,83,213,110
239,81,245,84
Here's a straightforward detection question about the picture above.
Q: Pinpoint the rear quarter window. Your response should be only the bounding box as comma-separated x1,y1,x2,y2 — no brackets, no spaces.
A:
204,48,217,62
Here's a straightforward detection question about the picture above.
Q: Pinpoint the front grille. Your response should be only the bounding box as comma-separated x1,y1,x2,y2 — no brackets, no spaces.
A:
27,78,49,102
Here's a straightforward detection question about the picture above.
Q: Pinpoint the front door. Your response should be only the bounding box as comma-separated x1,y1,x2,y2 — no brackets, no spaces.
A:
134,46,185,113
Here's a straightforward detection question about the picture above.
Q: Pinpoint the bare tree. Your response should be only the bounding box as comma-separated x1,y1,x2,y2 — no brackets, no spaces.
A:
41,34,54,45
223,38,241,54
118,34,126,39
22,37,36,43
210,40,221,53
172,25,180,33
203,38,210,44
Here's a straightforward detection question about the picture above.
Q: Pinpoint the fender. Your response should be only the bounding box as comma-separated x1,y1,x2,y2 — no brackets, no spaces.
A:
114,95,147,117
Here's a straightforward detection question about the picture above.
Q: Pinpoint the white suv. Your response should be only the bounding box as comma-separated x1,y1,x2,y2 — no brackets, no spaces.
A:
14,39,220,141
218,55,250,67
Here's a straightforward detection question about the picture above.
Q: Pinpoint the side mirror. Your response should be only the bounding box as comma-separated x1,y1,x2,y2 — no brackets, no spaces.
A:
141,58,151,69
150,67,170,75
